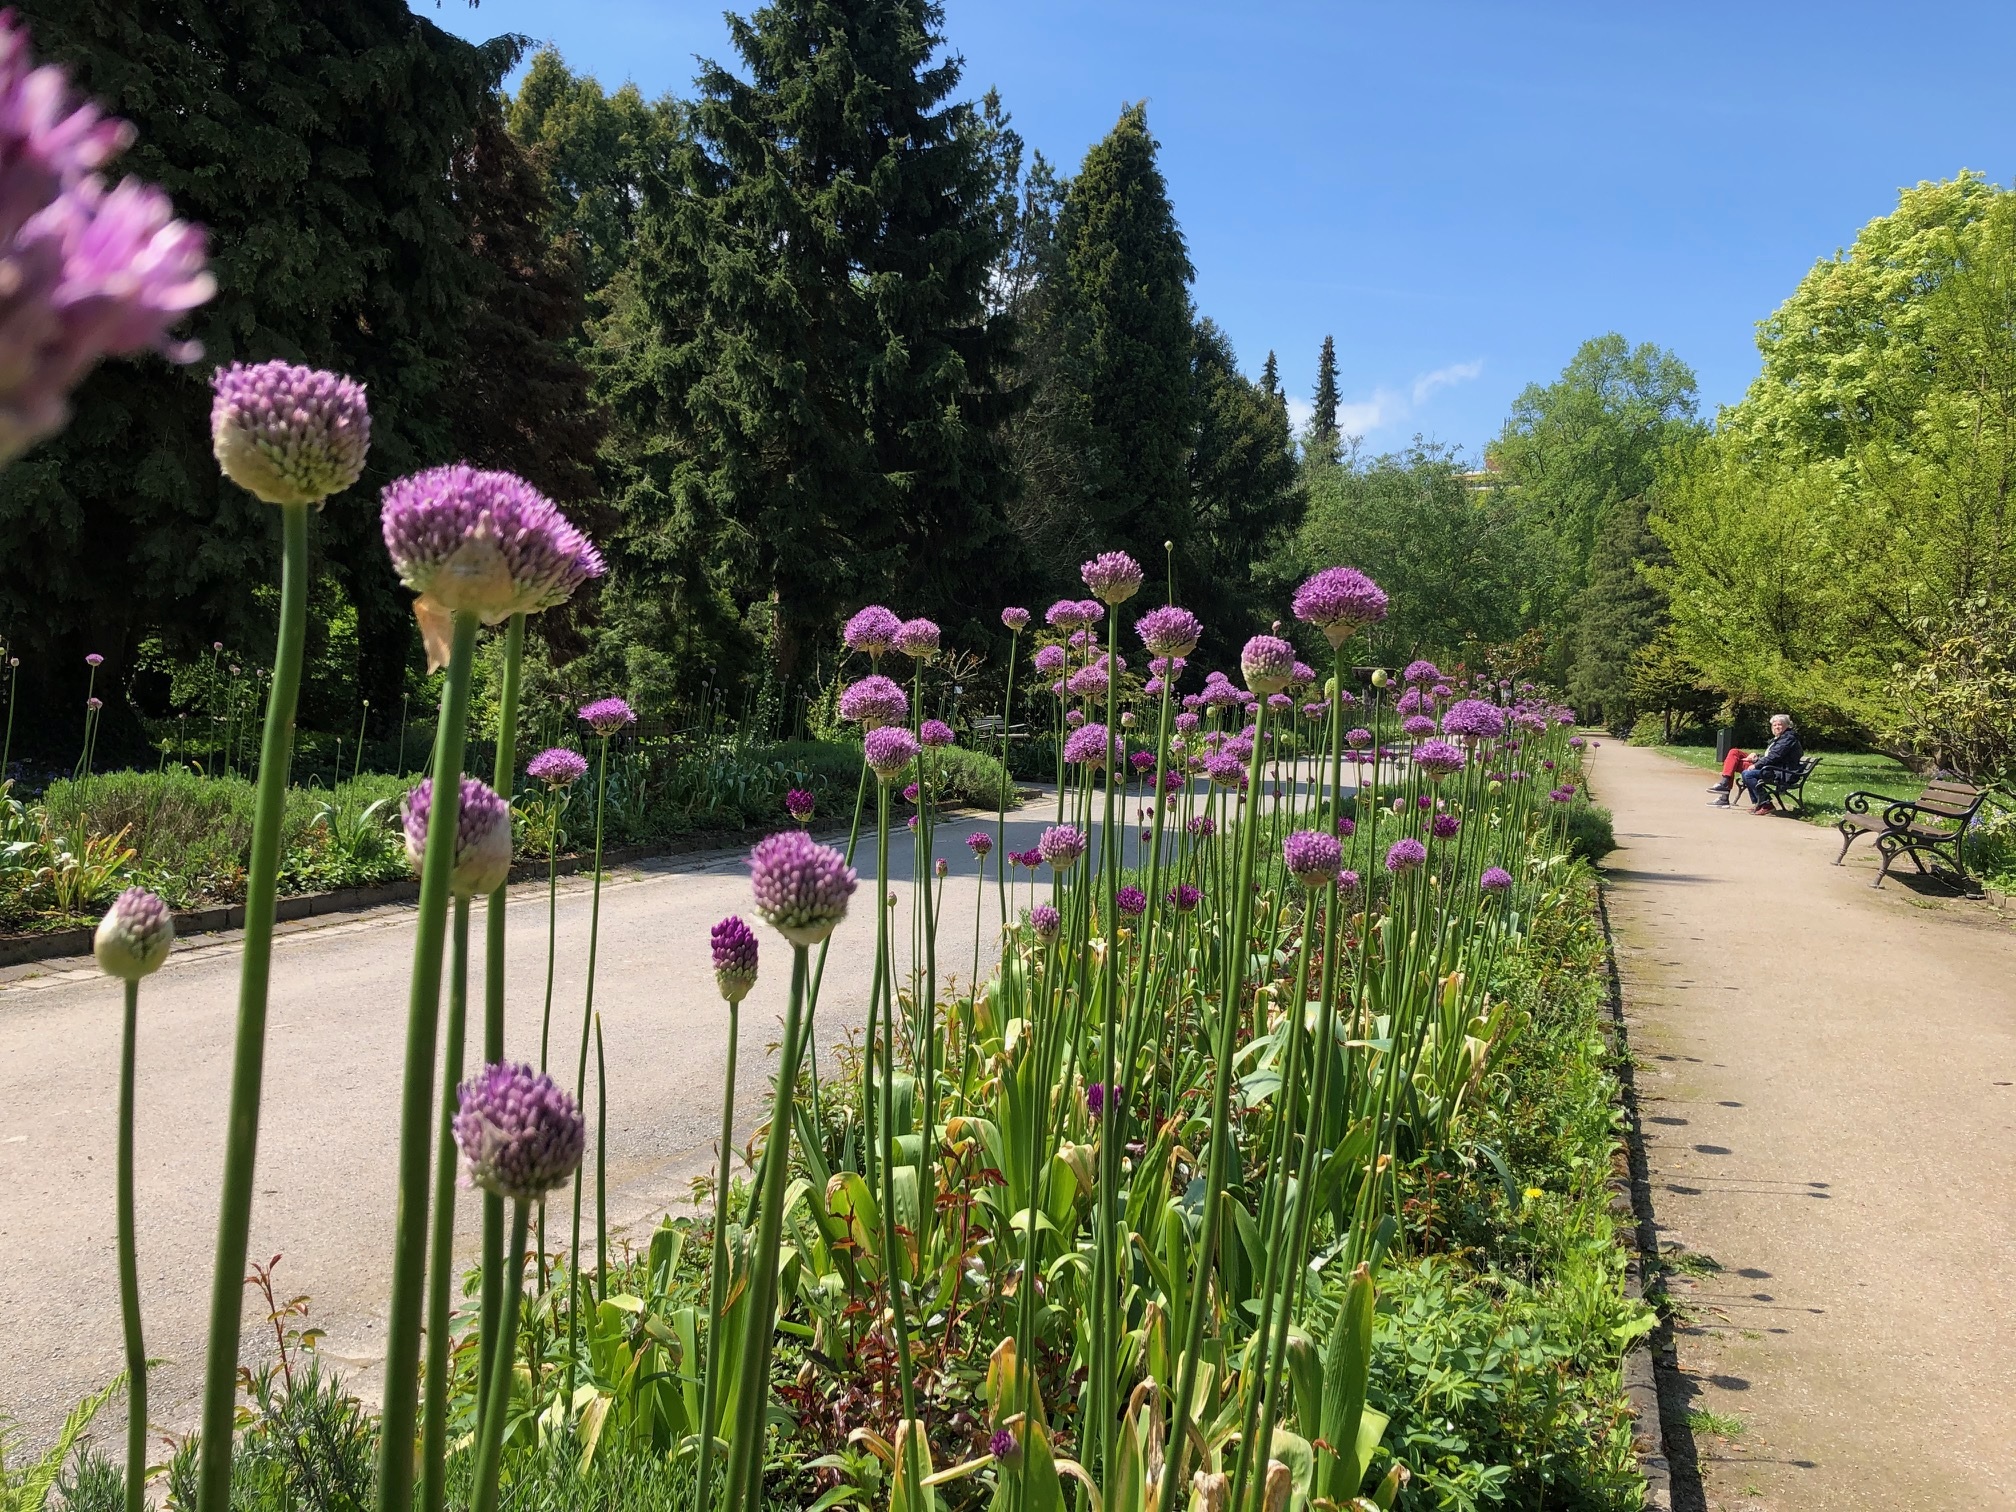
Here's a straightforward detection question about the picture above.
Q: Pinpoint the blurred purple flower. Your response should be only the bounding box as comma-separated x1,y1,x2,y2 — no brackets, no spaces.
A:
454,1061,584,1200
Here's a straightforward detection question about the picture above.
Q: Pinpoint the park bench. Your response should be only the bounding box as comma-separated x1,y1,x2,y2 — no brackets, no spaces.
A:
1834,777,1988,891
1747,755,1822,814
969,715,1030,742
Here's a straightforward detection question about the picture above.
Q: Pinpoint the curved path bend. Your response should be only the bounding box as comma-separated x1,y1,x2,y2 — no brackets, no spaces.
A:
1590,741,2016,1511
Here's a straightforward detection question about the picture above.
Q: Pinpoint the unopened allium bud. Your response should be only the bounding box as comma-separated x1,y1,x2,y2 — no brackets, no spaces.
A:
784,787,815,824
711,915,759,1003
453,1061,584,1201
1240,634,1296,695
935,857,949,878
748,829,857,946
403,776,512,898
211,361,371,505
85,652,103,667
1029,904,1062,944
94,886,173,980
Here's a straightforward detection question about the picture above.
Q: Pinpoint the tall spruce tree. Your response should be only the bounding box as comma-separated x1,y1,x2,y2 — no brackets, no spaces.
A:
1308,333,1342,465
608,0,1021,677
1261,349,1281,401
1189,321,1300,658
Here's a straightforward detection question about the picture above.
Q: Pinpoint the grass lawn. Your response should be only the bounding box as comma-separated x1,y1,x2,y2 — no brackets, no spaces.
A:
1646,743,1925,820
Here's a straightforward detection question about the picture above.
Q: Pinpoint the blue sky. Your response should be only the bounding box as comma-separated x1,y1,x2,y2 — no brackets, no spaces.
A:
420,1,2016,456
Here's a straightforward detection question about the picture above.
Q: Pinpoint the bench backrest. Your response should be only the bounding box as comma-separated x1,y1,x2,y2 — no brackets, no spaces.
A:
1915,779,1986,819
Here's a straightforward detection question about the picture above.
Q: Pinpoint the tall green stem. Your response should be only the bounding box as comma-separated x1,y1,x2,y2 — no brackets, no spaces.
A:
1,658,18,783
874,780,920,1424
116,979,146,1512
196,501,311,1512
480,614,524,1405
595,1015,609,1302
696,998,739,1512
469,1202,529,1512
996,629,1019,924
566,735,612,1408
421,898,471,1512
374,609,481,1512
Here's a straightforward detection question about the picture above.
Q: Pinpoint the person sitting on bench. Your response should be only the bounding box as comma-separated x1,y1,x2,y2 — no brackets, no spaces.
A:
1706,714,1802,813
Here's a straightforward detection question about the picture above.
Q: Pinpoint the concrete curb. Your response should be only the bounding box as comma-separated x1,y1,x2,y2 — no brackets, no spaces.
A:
1595,876,1686,1512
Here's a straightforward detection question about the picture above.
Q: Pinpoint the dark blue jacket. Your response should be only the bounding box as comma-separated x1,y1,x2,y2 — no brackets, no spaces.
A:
1754,729,1804,780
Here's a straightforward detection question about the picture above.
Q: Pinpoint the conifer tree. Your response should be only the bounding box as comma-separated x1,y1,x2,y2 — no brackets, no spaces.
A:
1308,333,1342,466
1261,349,1281,400
1190,321,1300,658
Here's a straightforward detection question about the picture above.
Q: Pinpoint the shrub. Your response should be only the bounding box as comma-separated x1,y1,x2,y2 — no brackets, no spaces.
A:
1564,801,1616,861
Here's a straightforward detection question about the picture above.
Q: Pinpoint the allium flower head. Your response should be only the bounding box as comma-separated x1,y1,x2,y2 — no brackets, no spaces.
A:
1337,869,1361,894
1038,823,1087,869
838,674,908,730
1240,634,1296,695
579,697,636,737
1431,813,1460,839
1203,751,1246,789
1481,866,1514,895
1001,606,1031,631
527,747,589,788
84,652,102,666
1403,659,1442,686
1085,1080,1125,1118
1064,709,1085,728
1292,566,1389,645
1081,550,1146,604
1029,904,1062,944
966,830,993,858
1167,883,1201,912
1046,599,1093,630
748,829,857,946
1282,829,1342,888
785,787,815,823
1268,693,1293,713
919,719,955,748
893,617,941,661
1412,738,1466,778
381,466,604,639
1187,814,1216,838
1136,605,1201,658
902,782,920,804
711,916,759,1003
1175,711,1200,733
85,695,101,711
864,725,920,779
1290,662,1315,688
1076,598,1106,625
1032,644,1066,676
1385,838,1427,873
1063,721,1111,767
1116,885,1147,917
989,1428,1020,1464
844,605,902,658
211,361,370,506
94,886,173,980
1400,714,1436,738
1067,663,1109,700
453,1061,584,1201
403,776,513,898
1441,698,1506,743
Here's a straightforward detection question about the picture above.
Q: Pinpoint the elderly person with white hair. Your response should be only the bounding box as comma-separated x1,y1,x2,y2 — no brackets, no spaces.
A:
1706,714,1804,813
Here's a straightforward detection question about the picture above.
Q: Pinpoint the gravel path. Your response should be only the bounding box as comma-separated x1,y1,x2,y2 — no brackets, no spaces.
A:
1591,741,2016,1510
0,803,1069,1447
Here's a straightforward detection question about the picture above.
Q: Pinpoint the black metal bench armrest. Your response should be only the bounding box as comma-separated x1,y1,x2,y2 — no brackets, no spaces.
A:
1841,789,1906,819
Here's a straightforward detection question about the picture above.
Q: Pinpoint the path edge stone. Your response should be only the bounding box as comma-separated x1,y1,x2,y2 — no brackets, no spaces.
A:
1594,875,1691,1512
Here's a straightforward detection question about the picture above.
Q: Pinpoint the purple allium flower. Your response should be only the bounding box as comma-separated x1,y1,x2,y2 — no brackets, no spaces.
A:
1440,698,1506,743
1394,687,1423,717
864,725,920,779
1430,813,1460,839
1038,824,1087,869
210,361,370,505
1241,634,1296,695
381,465,605,625
748,829,857,946
893,617,941,661
1116,885,1147,917
1076,598,1106,625
1064,709,1085,728
453,1061,584,1201
920,718,955,748
1001,606,1031,631
1403,659,1441,686
935,855,948,877
1175,711,1200,734
94,886,173,981
1029,903,1062,944
1085,1080,1127,1118
1412,738,1466,778
1337,868,1361,894
838,674,909,730
1568,734,1586,749
966,831,993,858
1283,828,1342,888
710,916,759,1003
785,787,815,824
1336,815,1356,837
403,776,513,898
844,605,902,658
1188,815,1216,839
1385,838,1427,873
1415,793,1435,811
1067,663,1109,700
1082,550,1146,604
1267,693,1293,713
1135,604,1202,658
1167,883,1201,912
1542,758,1557,772
1068,630,1090,651
1289,661,1315,688
1203,751,1247,789
902,781,920,804
1302,701,1329,720
84,652,103,667
1480,866,1514,895
85,695,101,711
1032,644,1067,676
1129,750,1156,774
989,1427,1019,1463
1400,715,1436,738
1046,599,1093,630
527,746,589,788
1292,567,1389,645
579,696,636,737
1063,722,1111,767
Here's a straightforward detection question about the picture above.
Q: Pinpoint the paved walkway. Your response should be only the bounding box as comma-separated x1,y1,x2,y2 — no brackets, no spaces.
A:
0,807,1053,1446
1590,741,2016,1511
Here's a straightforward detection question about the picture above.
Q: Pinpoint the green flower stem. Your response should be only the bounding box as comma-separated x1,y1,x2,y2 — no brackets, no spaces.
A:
421,898,472,1512
695,996,738,1512
196,500,311,1512
535,782,566,1292
997,627,1019,924
1091,606,1122,1479
595,1015,609,1302
116,978,146,1512
722,945,811,1512
374,608,481,1512
566,734,612,1410
1160,696,1271,1510
480,614,525,1405
2,657,20,782
469,1200,529,1512
874,780,920,1425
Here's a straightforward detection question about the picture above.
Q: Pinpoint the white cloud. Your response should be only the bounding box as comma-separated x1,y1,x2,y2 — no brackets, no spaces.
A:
1411,359,1486,406
1336,388,1404,435
1302,358,1486,442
